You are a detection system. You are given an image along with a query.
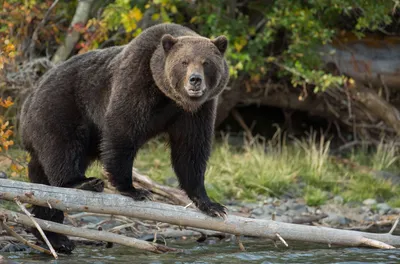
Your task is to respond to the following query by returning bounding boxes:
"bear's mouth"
[187,89,204,97]
[185,86,205,98]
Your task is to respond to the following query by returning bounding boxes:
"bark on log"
[349,83,400,136]
[321,37,400,90]
[0,179,399,249]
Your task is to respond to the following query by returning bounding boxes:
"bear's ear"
[211,35,228,55]
[161,34,178,53]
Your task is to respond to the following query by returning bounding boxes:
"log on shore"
[0,179,399,249]
[0,208,177,254]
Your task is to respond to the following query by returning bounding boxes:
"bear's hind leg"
[31,134,103,254]
[28,154,76,254]
[41,133,105,193]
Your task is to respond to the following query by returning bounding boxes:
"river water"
[2,238,400,264]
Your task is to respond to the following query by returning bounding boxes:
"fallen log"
[0,179,399,249]
[0,208,178,254]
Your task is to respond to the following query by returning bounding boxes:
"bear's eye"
[203,60,210,66]
[182,61,189,66]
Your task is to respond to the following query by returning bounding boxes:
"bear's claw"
[73,177,104,192]
[120,188,153,201]
[196,201,227,219]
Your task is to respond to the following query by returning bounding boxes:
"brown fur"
[20,23,229,253]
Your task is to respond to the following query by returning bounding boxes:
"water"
[2,238,400,264]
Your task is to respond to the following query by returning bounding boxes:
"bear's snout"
[186,73,205,98]
[189,73,203,87]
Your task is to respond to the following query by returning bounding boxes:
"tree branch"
[29,0,60,60]
[14,198,58,259]
[0,221,52,256]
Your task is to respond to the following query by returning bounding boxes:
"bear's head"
[151,34,229,112]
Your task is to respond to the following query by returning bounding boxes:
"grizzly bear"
[19,23,229,252]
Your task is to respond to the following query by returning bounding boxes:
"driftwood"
[14,198,58,258]
[0,179,399,250]
[131,168,193,207]
[0,209,178,254]
[0,221,52,256]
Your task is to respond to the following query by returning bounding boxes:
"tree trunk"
[51,0,95,64]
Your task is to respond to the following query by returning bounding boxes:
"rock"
[333,195,344,204]
[285,199,295,207]
[360,206,371,213]
[0,171,7,179]
[276,215,291,223]
[364,214,381,222]
[251,207,264,216]
[322,213,350,226]
[240,202,258,210]
[363,198,377,206]
[277,203,288,212]
[0,243,30,253]
[79,215,104,224]
[347,201,363,208]
[265,197,274,203]
[290,204,307,213]
[285,209,300,217]
[389,208,400,214]
[376,203,391,215]
[262,204,276,215]
[373,170,400,185]
[307,206,316,213]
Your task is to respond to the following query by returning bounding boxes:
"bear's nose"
[189,74,203,87]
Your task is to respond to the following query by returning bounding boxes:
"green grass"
[130,131,400,206]
[2,131,400,207]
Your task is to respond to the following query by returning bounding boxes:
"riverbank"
[0,133,399,254]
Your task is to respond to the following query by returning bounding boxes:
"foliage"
[0,0,74,90]
[0,96,27,178]
[304,186,328,206]
[0,97,14,152]
[2,0,397,93]
[0,0,70,56]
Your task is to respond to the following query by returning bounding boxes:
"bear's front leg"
[100,113,152,201]
[101,139,152,200]
[168,100,226,218]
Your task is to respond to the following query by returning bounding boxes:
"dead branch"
[231,108,253,141]
[14,199,58,259]
[389,218,400,235]
[131,168,193,207]
[276,233,288,247]
[236,236,246,251]
[0,179,399,249]
[360,237,395,249]
[349,83,400,136]
[29,0,60,60]
[0,208,178,254]
[0,221,52,256]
